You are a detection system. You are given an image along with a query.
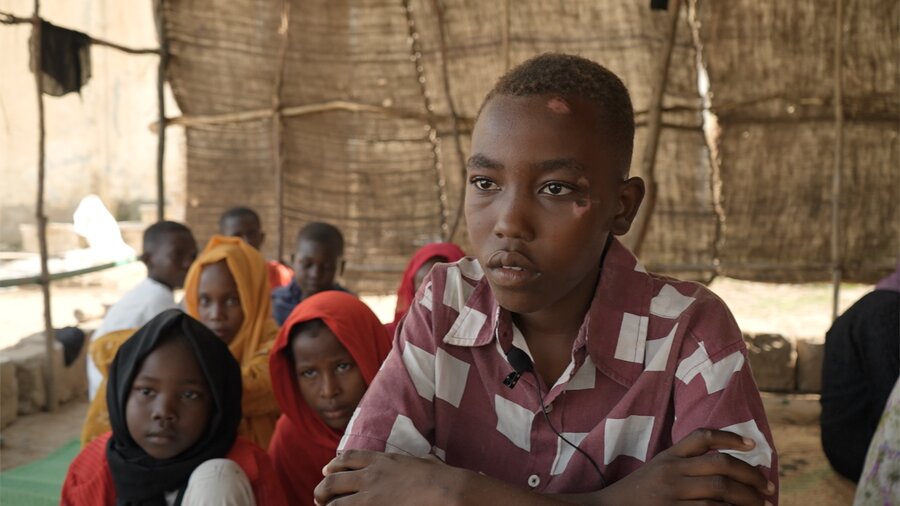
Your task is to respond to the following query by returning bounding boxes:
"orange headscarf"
[184,235,279,364]
[268,291,392,506]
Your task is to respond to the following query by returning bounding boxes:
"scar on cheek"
[546,97,571,114]
[573,198,592,218]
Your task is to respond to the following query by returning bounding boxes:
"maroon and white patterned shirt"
[340,239,778,499]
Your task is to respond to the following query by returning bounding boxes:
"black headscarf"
[105,309,242,506]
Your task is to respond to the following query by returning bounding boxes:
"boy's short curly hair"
[482,53,635,176]
[218,206,261,230]
[143,220,192,253]
[296,222,345,256]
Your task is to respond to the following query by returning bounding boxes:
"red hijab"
[268,291,391,506]
[387,242,466,335]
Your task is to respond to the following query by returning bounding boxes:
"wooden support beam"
[830,0,845,320]
[31,0,57,413]
[628,0,683,257]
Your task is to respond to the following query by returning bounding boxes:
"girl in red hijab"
[386,242,466,336]
[268,291,392,505]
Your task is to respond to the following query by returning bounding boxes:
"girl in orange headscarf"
[386,242,466,336]
[184,235,281,448]
[268,291,392,505]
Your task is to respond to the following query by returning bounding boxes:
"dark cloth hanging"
[29,20,92,96]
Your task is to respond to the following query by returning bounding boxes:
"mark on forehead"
[546,97,571,114]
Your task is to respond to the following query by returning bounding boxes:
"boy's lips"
[486,250,540,287]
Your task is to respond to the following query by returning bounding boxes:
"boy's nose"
[492,189,535,242]
[320,374,341,399]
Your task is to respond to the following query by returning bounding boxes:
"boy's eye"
[471,177,499,191]
[300,369,317,378]
[539,182,574,196]
[199,295,210,305]
[135,387,154,397]
[336,362,353,372]
[226,296,240,306]
[182,390,201,400]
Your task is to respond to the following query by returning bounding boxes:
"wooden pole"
[32,0,57,412]
[402,0,450,240]
[831,0,844,320]
[430,0,467,242]
[155,0,167,222]
[273,0,290,262]
[501,0,511,71]
[628,0,682,257]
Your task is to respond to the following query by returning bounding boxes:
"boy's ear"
[139,251,152,267]
[339,258,346,277]
[611,176,646,236]
[258,231,266,248]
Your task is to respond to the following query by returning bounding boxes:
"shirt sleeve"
[669,295,779,499]
[338,277,440,456]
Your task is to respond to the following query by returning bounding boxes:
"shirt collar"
[443,238,654,388]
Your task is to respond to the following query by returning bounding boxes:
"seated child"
[821,264,899,482]
[267,291,392,505]
[62,309,287,505]
[184,235,282,449]
[386,242,467,336]
[86,220,197,400]
[219,206,294,290]
[315,53,778,505]
[271,222,351,325]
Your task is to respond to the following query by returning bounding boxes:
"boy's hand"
[314,450,464,506]
[595,429,775,506]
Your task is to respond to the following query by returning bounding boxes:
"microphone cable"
[528,369,607,488]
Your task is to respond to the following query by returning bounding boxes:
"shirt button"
[543,403,553,414]
[527,474,540,488]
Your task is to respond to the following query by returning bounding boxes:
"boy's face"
[144,231,197,289]
[292,239,342,298]
[291,324,366,431]
[220,215,265,250]
[126,337,212,460]
[197,260,245,345]
[465,94,643,317]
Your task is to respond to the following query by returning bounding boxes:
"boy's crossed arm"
[314,429,772,506]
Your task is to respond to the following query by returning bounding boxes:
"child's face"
[291,324,366,431]
[145,231,197,289]
[292,239,341,297]
[197,260,245,345]
[220,215,265,250]
[465,94,643,316]
[126,337,212,460]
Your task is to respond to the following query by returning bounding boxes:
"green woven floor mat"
[0,438,80,506]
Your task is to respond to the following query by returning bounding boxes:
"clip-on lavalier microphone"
[503,347,533,389]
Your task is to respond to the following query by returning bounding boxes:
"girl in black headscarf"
[62,309,287,505]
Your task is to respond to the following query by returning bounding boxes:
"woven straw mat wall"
[697,0,899,282]
[164,0,711,293]
[164,0,896,292]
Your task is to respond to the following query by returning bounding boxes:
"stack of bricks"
[743,333,824,394]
